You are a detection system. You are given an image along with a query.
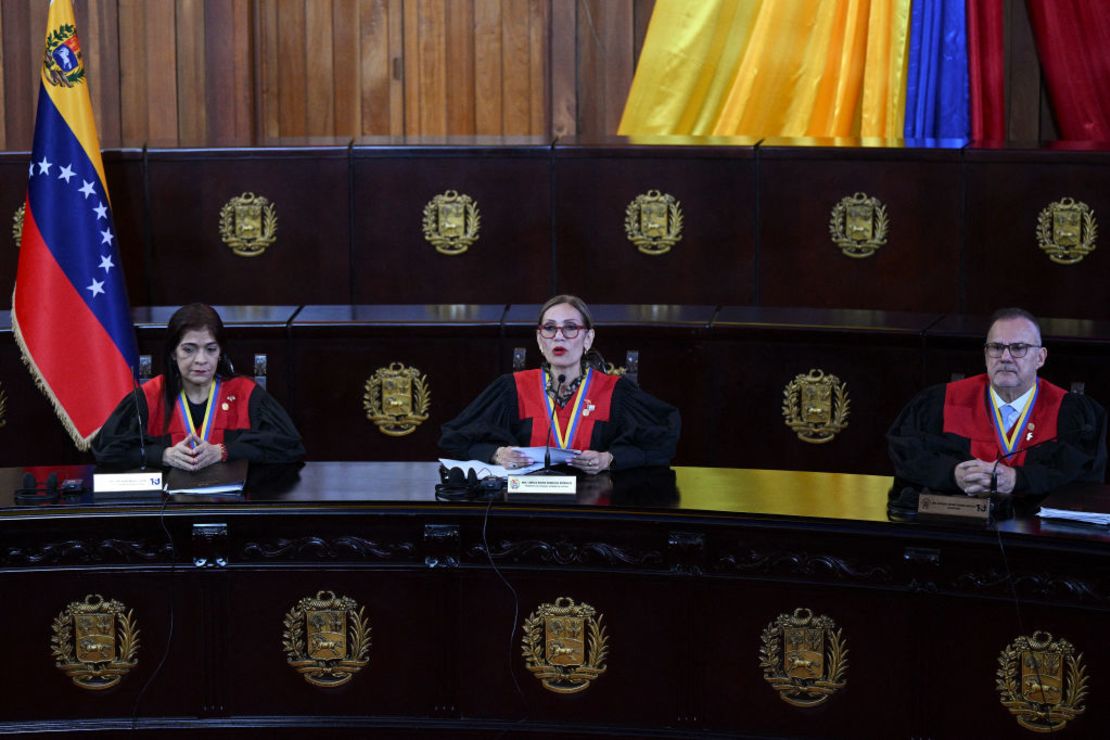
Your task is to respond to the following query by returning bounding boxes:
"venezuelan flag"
[13,0,137,450]
[619,0,976,143]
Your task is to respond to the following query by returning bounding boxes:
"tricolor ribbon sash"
[177,378,221,444]
[542,368,593,450]
[991,382,1038,458]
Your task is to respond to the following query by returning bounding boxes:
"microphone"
[130,368,147,470]
[986,420,1097,496]
[542,373,565,473]
[995,420,1095,464]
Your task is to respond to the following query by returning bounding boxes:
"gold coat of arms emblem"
[283,590,371,688]
[624,189,684,255]
[1036,197,1097,265]
[782,369,850,443]
[422,189,480,255]
[521,596,609,694]
[12,203,24,247]
[363,362,430,437]
[51,594,140,690]
[829,192,889,258]
[760,607,848,707]
[219,192,278,257]
[997,630,1088,733]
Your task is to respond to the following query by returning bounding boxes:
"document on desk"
[1037,487,1110,525]
[440,448,579,477]
[165,459,248,495]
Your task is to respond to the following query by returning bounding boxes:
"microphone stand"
[535,372,569,476]
[130,367,147,471]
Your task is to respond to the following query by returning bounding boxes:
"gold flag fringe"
[10,290,98,452]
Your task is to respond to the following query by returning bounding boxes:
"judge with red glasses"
[440,295,679,474]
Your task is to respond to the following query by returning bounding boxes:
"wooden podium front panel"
[705,308,937,474]
[964,144,1110,319]
[145,148,352,306]
[553,137,758,305]
[758,140,962,312]
[351,140,552,304]
[289,305,504,461]
[502,304,716,466]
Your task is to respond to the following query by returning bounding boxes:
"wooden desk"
[1,464,1108,737]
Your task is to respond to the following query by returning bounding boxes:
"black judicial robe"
[92,375,305,469]
[439,371,680,470]
[887,374,1106,494]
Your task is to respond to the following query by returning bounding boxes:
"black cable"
[480,491,529,716]
[994,524,1058,735]
[130,491,176,729]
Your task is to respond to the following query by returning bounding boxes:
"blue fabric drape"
[904,0,969,140]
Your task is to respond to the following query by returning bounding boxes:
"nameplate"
[918,493,990,521]
[93,471,164,493]
[507,475,577,495]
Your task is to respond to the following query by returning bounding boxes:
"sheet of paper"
[439,447,580,478]
[1037,508,1110,525]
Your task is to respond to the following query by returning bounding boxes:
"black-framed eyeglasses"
[984,342,1040,358]
[538,322,584,339]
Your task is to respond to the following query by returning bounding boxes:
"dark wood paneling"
[101,150,148,306]
[554,137,758,305]
[289,305,505,461]
[144,148,351,305]
[964,145,1110,318]
[758,141,963,312]
[0,155,28,308]
[350,141,552,304]
[705,308,936,474]
[4,464,1110,736]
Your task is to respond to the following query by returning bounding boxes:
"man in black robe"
[888,308,1106,497]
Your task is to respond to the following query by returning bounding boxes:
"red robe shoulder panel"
[513,368,619,450]
[942,374,1064,466]
[142,375,256,446]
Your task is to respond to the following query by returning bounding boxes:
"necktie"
[1001,404,1017,431]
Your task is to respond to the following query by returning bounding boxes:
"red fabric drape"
[966,0,1006,140]
[1027,0,1110,140]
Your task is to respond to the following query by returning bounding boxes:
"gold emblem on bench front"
[363,362,430,436]
[51,594,140,690]
[12,203,24,247]
[521,597,609,694]
[996,630,1088,733]
[219,192,278,257]
[782,369,850,443]
[625,189,683,255]
[829,192,888,258]
[423,189,480,255]
[760,607,847,707]
[283,590,371,687]
[1037,197,1097,265]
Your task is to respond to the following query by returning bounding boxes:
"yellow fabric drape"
[619,0,911,139]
